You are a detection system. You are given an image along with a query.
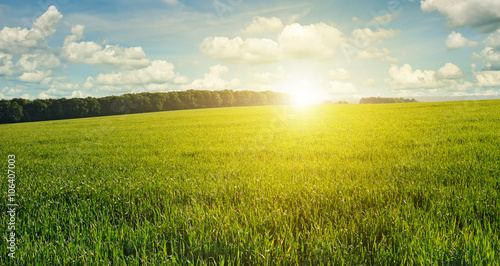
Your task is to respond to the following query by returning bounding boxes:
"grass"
[1,100,499,265]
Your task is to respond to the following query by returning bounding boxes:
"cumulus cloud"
[83,77,94,89]
[191,64,241,90]
[0,53,13,75]
[62,25,151,69]
[202,22,398,64]
[473,29,500,70]
[386,63,468,90]
[421,0,500,32]
[94,60,188,85]
[473,64,500,86]
[200,36,281,64]
[201,22,347,64]
[0,6,62,53]
[387,64,438,89]
[241,16,284,34]
[474,47,500,70]
[70,90,86,98]
[446,31,479,50]
[436,63,463,79]
[484,28,500,48]
[357,47,397,63]
[18,70,52,83]
[16,53,60,72]
[328,68,352,81]
[351,28,399,47]
[2,87,22,96]
[278,23,345,60]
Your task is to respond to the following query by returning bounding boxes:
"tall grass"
[1,100,499,264]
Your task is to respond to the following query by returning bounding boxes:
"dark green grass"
[1,100,499,265]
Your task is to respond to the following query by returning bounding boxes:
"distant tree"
[249,91,267,106]
[7,101,23,123]
[209,91,222,108]
[164,92,182,110]
[360,97,418,104]
[178,90,196,109]
[85,97,101,117]
[219,90,235,107]
[336,101,349,104]
[148,93,165,112]
[234,91,252,106]
[0,90,294,124]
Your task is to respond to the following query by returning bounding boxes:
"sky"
[1,0,500,102]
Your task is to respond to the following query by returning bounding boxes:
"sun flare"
[287,79,323,106]
[292,91,321,105]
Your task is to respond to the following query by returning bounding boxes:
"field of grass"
[1,100,499,265]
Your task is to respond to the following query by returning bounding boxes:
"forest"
[0,90,290,124]
[359,97,418,104]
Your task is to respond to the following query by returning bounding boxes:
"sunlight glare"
[290,79,322,106]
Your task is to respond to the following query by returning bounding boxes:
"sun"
[288,79,323,106]
[292,91,321,105]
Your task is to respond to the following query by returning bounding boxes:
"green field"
[1,101,499,265]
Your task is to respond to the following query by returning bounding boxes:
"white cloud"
[70,90,86,98]
[387,64,439,89]
[16,53,60,72]
[0,53,12,75]
[62,25,151,69]
[472,29,500,70]
[278,23,345,60]
[94,60,188,85]
[18,70,52,83]
[474,63,500,86]
[19,93,30,99]
[47,77,80,92]
[200,36,281,64]
[421,0,500,32]
[351,28,399,47]
[446,31,479,50]
[241,16,284,34]
[191,64,241,90]
[474,47,500,70]
[83,77,94,89]
[357,47,397,63]
[2,87,22,96]
[0,6,62,53]
[484,28,500,48]
[386,63,469,90]
[436,63,463,79]
[328,68,352,81]
[38,91,51,99]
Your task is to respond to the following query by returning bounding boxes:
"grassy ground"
[1,100,499,265]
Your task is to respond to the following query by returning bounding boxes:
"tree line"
[359,97,418,104]
[0,90,291,124]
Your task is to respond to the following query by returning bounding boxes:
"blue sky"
[1,0,500,101]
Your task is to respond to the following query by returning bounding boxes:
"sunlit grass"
[0,101,499,264]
